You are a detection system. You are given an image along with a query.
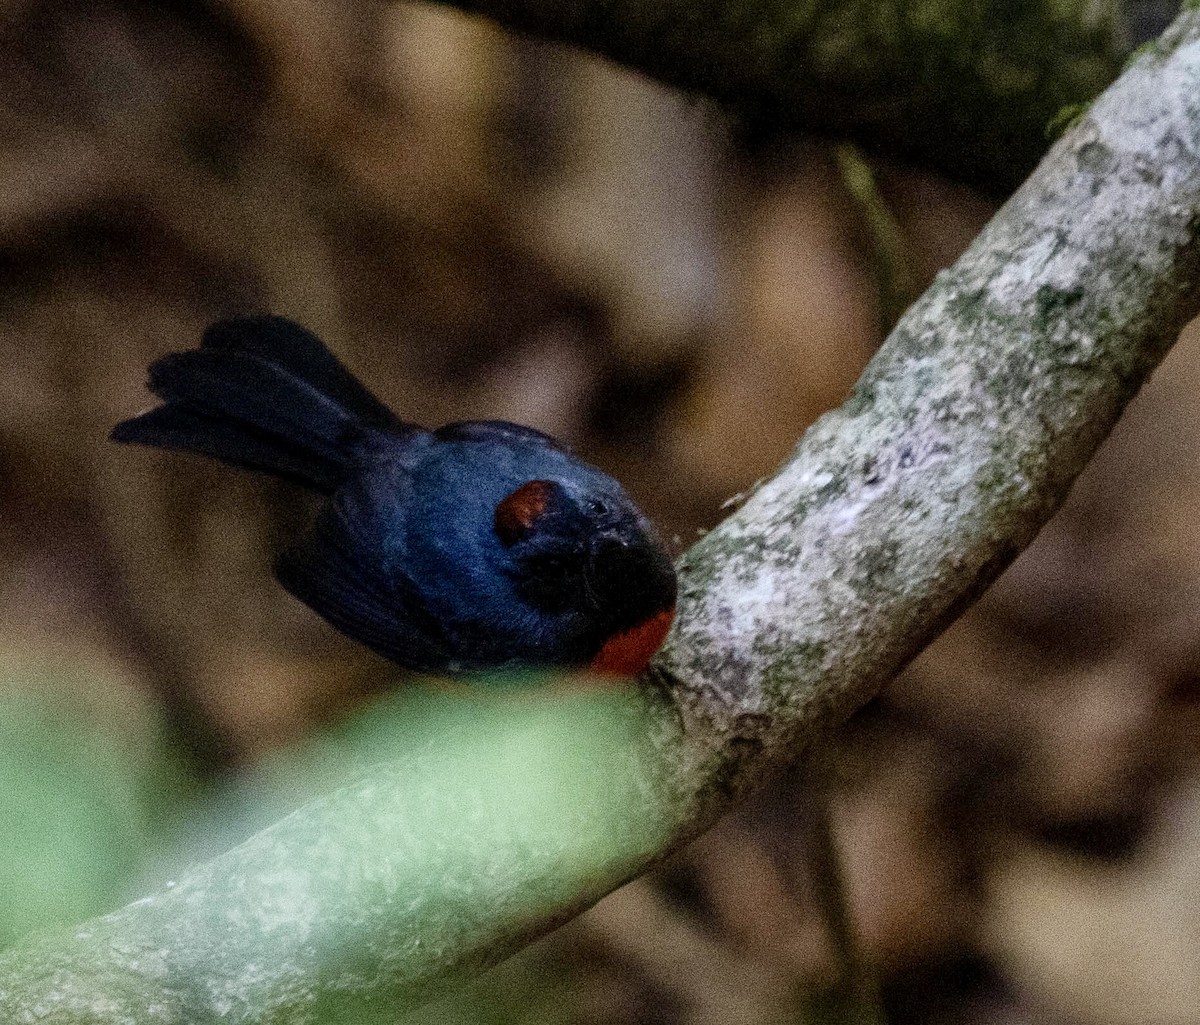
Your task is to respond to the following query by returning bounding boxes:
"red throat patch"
[589,607,675,677]
[495,480,554,545]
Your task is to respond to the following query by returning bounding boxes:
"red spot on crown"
[495,480,554,546]
[589,607,675,677]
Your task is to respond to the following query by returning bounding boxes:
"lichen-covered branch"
[660,8,1200,776]
[5,10,1200,1024]
[429,0,1129,192]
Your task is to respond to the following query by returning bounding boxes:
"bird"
[111,315,677,678]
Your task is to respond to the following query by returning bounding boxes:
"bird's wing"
[433,419,566,451]
[274,498,452,672]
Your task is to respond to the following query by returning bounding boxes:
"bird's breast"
[588,607,675,676]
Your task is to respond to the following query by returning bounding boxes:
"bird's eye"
[495,479,556,546]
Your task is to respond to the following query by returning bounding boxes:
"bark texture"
[5,8,1200,1024]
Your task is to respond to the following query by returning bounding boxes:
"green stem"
[804,749,887,1025]
[835,144,917,336]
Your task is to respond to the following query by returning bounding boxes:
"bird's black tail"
[112,315,414,494]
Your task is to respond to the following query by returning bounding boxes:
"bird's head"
[494,479,677,674]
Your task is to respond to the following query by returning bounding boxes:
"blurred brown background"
[1,1,1199,1023]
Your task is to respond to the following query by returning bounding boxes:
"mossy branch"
[5,10,1200,1024]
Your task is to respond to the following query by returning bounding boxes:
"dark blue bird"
[112,316,677,676]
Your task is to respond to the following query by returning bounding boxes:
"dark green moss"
[814,474,849,506]
[928,392,965,422]
[1122,38,1169,73]
[849,537,902,595]
[679,527,776,594]
[842,382,877,417]
[1075,139,1115,177]
[974,461,1012,499]
[1045,101,1090,141]
[980,350,1035,406]
[947,286,988,322]
[1033,283,1084,330]
[752,638,828,706]
[887,321,939,362]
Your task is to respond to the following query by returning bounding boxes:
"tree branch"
[430,0,1128,192]
[5,9,1200,1023]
